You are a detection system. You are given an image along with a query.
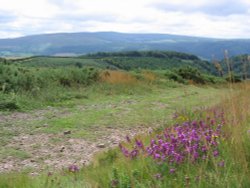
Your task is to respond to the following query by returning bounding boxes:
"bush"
[164,71,187,84]
[0,63,100,93]
[225,73,242,83]
[175,66,206,84]
[0,94,19,111]
[165,67,225,85]
[203,74,226,84]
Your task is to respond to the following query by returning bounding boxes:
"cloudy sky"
[0,0,250,39]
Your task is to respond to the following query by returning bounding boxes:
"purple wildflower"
[218,160,225,167]
[68,165,79,173]
[130,149,139,158]
[154,173,162,180]
[213,150,219,157]
[169,168,176,174]
[135,139,144,149]
[119,113,225,173]
[154,153,161,159]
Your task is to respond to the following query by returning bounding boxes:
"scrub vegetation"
[0,51,249,188]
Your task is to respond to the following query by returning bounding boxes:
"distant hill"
[0,32,250,59]
[4,51,216,74]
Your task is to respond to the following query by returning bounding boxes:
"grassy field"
[0,55,249,187]
[0,78,234,187]
[1,82,248,188]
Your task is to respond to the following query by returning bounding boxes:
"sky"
[0,0,250,39]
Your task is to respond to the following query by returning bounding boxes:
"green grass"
[31,84,226,139]
[0,61,244,188]
[0,148,30,160]
[1,82,249,188]
[0,81,226,166]
[1,104,249,188]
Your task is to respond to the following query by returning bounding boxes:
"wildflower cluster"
[119,113,225,171]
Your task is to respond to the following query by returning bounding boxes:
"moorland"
[0,51,249,187]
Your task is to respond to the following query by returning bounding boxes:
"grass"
[55,82,249,188]
[86,82,249,188]
[21,84,226,139]
[1,82,248,188]
[0,64,247,188]
[0,81,230,187]
[0,148,30,160]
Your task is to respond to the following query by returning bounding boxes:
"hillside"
[1,32,250,59]
[4,51,216,74]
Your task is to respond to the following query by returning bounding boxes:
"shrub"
[0,63,100,93]
[165,67,224,85]
[164,71,187,84]
[0,93,19,110]
[175,66,206,84]
[225,73,242,83]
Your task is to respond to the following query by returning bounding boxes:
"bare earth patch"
[0,126,150,174]
[0,100,153,174]
[0,107,72,124]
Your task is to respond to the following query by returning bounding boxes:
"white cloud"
[0,0,250,39]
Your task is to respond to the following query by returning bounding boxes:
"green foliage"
[95,51,215,73]
[220,54,250,79]
[86,51,199,60]
[9,51,215,74]
[0,62,100,111]
[9,56,112,69]
[175,66,206,84]
[0,63,99,93]
[0,93,19,110]
[0,52,224,111]
[225,73,242,83]
[164,70,187,84]
[165,67,225,84]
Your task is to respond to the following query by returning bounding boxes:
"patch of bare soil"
[0,126,151,174]
[0,107,72,124]
[0,99,162,174]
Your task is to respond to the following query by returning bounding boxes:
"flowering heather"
[68,164,79,173]
[119,113,225,170]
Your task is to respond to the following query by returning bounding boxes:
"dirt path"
[0,126,150,175]
[0,88,222,174]
[0,100,152,174]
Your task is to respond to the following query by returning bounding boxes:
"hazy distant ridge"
[0,32,250,59]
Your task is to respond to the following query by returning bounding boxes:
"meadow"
[0,53,249,187]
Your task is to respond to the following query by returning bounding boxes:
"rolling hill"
[1,32,250,59]
[4,51,216,74]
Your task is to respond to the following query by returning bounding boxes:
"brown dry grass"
[142,71,157,82]
[219,82,250,180]
[100,70,137,84]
